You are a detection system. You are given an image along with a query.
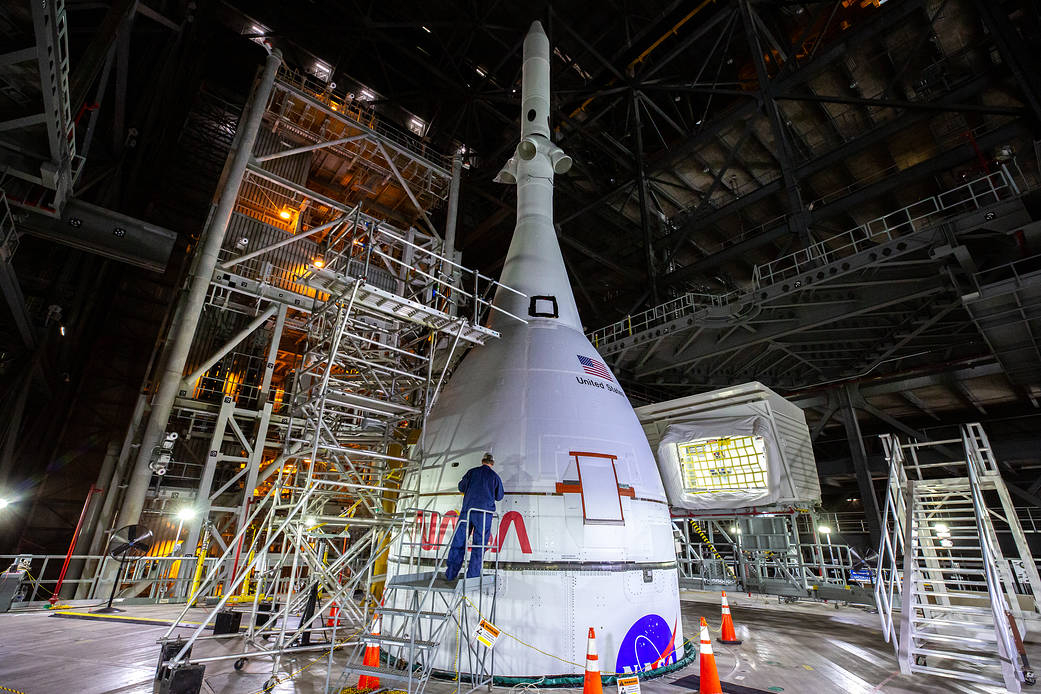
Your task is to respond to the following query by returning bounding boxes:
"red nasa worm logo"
[415,510,533,554]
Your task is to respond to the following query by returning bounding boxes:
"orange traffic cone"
[326,601,341,628]
[357,612,381,690]
[583,627,603,694]
[698,617,723,694]
[718,591,742,645]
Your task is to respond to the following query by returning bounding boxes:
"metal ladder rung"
[912,617,992,629]
[913,589,990,598]
[916,579,990,588]
[364,634,439,648]
[910,630,997,645]
[377,607,451,619]
[910,647,1002,665]
[340,664,419,682]
[911,603,994,614]
[908,664,1004,687]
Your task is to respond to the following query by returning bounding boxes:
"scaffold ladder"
[875,423,1040,692]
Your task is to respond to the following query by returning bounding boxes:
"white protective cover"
[386,21,683,678]
[656,415,779,510]
[637,383,820,513]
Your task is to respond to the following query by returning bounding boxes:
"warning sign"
[617,675,641,694]
[473,619,501,649]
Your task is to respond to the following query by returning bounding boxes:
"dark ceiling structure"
[2,0,1041,554]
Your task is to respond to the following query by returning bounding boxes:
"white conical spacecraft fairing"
[391,20,683,677]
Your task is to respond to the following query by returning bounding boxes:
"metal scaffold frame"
[671,509,872,602]
[874,423,1041,691]
[154,191,523,690]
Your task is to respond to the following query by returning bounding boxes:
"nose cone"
[521,20,551,140]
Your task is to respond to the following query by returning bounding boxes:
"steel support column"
[973,0,1041,124]
[115,49,282,530]
[183,397,235,554]
[443,154,463,315]
[841,384,881,544]
[631,90,659,305]
[739,0,808,244]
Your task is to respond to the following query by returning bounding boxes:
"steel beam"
[631,91,659,305]
[115,50,283,530]
[180,304,278,391]
[972,0,1041,124]
[841,385,882,544]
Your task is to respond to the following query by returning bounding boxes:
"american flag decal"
[578,355,612,380]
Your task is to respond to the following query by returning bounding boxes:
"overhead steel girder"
[972,0,1041,124]
[553,0,924,261]
[657,71,999,283]
[773,92,1027,117]
[790,361,1004,409]
[0,258,35,349]
[612,0,925,194]
[635,277,948,379]
[662,116,1026,286]
[0,0,77,214]
[18,199,177,273]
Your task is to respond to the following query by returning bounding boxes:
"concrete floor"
[0,590,1028,693]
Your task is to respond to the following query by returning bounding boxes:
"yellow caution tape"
[688,520,739,582]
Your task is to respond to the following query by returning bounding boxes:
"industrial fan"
[92,524,154,614]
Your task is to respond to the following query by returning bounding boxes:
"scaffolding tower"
[156,220,522,691]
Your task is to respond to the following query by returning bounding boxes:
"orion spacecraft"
[390,20,683,677]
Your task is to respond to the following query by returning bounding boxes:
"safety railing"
[796,511,871,536]
[0,553,221,606]
[214,206,526,329]
[753,167,1020,289]
[874,433,908,653]
[972,250,1041,296]
[588,167,1028,353]
[587,290,738,349]
[273,65,451,173]
[963,429,1026,689]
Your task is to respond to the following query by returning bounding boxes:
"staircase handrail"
[964,428,1026,689]
[875,434,908,653]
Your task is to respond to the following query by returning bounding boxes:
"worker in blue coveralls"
[444,452,504,580]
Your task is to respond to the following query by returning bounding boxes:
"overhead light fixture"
[177,507,196,521]
[940,539,953,548]
[312,257,325,269]
[475,66,487,77]
[422,25,431,33]
[304,516,317,527]
[59,325,66,336]
[279,209,292,220]
[818,525,831,534]
[0,498,9,510]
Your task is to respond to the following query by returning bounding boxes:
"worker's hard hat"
[482,452,494,463]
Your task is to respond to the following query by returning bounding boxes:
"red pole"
[229,498,252,579]
[50,485,101,605]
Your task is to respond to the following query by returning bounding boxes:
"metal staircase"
[335,508,499,694]
[876,423,1041,692]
